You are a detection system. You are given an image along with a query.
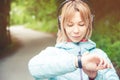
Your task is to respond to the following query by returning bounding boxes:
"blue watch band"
[78,55,82,68]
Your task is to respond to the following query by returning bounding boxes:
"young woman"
[28,0,119,80]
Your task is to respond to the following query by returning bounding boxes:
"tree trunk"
[0,0,11,50]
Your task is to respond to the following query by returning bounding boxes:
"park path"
[0,26,56,80]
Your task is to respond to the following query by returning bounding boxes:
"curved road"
[0,26,56,80]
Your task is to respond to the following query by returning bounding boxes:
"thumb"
[96,65,106,70]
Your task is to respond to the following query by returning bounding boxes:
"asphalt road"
[0,26,56,80]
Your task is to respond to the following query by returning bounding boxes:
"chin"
[72,40,80,43]
[67,38,81,42]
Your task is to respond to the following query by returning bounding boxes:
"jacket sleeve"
[28,47,77,79]
[90,48,120,80]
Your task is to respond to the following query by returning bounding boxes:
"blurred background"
[0,0,120,80]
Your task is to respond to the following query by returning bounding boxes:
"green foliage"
[10,0,120,68]
[10,0,58,33]
[91,13,120,67]
[110,41,120,68]
[10,2,31,25]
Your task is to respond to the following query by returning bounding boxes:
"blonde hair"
[57,0,93,43]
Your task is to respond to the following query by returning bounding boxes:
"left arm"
[90,48,119,80]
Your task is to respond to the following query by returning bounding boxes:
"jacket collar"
[55,39,96,51]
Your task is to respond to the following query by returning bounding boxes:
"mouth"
[72,36,81,38]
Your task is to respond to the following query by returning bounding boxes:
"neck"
[67,38,88,42]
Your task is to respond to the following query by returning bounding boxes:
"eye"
[67,22,73,27]
[78,22,85,26]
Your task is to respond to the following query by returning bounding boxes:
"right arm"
[28,47,112,79]
[28,47,77,79]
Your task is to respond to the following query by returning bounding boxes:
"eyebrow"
[67,20,84,23]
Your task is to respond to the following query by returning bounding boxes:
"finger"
[107,64,112,68]
[98,57,104,66]
[103,60,111,69]
[98,59,111,69]
[106,62,112,68]
[96,66,105,70]
[103,60,107,68]
[97,63,111,70]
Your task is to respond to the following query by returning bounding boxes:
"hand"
[81,52,111,71]
[81,52,111,78]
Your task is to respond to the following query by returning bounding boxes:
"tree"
[0,0,11,50]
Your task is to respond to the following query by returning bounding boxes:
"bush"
[110,41,120,67]
[10,0,58,33]
[92,13,120,68]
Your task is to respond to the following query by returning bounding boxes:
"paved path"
[0,26,56,80]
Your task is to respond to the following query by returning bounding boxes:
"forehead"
[61,1,90,23]
[63,7,85,22]
[66,11,83,22]
[64,10,83,23]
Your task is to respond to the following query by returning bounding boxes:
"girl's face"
[64,11,88,42]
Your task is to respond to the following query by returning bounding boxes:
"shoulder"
[40,47,63,54]
[90,48,108,58]
[38,46,71,57]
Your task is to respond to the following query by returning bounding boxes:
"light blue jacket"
[28,40,119,80]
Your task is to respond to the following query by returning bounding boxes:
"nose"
[73,26,79,33]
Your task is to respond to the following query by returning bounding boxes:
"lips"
[72,36,81,38]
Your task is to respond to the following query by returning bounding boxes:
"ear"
[58,16,61,30]
[91,14,95,22]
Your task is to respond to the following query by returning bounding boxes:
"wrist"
[89,77,95,80]
[89,71,97,80]
[75,55,82,68]
[77,55,82,68]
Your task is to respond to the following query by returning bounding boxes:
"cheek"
[64,27,72,34]
[65,26,88,35]
[81,27,88,32]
